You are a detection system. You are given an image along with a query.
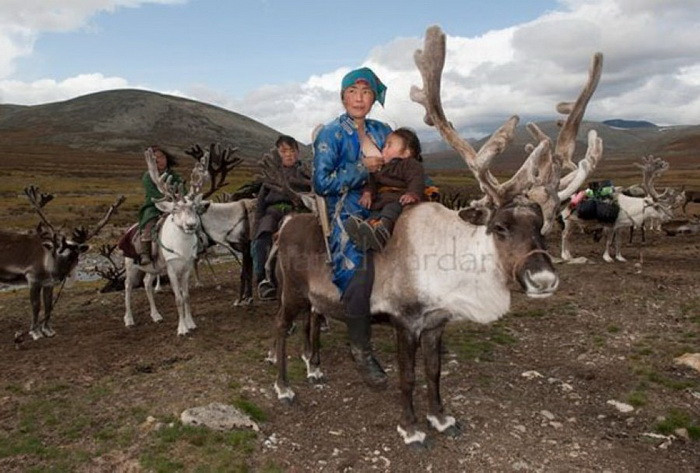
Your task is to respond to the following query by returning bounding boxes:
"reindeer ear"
[198,201,211,214]
[458,207,490,226]
[155,201,174,213]
[42,240,55,251]
[79,244,90,253]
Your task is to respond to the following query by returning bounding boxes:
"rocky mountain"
[0,89,305,163]
[422,120,700,172]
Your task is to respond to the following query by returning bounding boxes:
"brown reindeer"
[268,26,604,446]
[0,186,124,340]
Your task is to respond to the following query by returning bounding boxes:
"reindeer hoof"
[442,422,462,437]
[397,425,427,447]
[407,440,429,450]
[275,382,296,404]
[307,374,326,385]
[233,297,253,307]
[41,327,56,338]
[29,329,43,341]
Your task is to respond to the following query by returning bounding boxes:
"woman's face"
[277,142,299,167]
[342,82,375,119]
[154,150,168,172]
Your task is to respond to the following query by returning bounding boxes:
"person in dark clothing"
[253,135,311,299]
[137,146,182,265]
[345,127,425,252]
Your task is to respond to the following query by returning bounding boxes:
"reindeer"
[561,155,684,262]
[183,143,255,305]
[123,148,210,336]
[0,186,124,340]
[268,26,603,446]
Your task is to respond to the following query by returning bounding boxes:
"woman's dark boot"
[140,241,152,265]
[346,316,387,389]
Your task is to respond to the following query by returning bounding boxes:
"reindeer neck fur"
[372,203,510,329]
[158,213,199,262]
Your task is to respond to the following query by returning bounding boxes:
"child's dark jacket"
[364,157,426,210]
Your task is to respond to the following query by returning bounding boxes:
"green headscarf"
[341,67,387,106]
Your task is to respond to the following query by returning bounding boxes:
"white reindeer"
[561,155,683,262]
[123,148,209,336]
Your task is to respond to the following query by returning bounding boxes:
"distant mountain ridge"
[1,89,698,173]
[0,89,303,163]
[602,119,657,129]
[423,120,700,171]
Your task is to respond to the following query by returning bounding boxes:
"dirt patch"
[0,230,698,472]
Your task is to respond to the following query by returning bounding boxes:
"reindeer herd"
[1,26,698,447]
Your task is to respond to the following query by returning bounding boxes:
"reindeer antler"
[145,147,181,202]
[93,244,125,291]
[636,154,669,201]
[71,195,126,243]
[257,149,305,208]
[23,185,56,231]
[411,25,603,234]
[185,143,243,198]
[554,53,603,172]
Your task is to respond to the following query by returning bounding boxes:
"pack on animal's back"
[575,180,619,223]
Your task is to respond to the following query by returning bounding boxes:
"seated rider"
[137,145,182,265]
[253,135,311,299]
[345,127,426,251]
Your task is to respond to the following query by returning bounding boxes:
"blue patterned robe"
[313,113,392,293]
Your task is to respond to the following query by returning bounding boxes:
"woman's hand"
[362,155,383,173]
[399,192,420,205]
[359,190,373,208]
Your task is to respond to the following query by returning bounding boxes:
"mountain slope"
[0,89,292,162]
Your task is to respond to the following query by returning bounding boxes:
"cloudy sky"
[1,0,699,142]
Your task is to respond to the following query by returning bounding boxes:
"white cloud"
[0,73,130,104]
[0,0,184,78]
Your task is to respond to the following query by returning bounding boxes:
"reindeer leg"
[395,325,425,447]
[123,259,137,327]
[560,217,574,261]
[235,242,253,306]
[28,281,43,340]
[193,258,203,288]
[274,303,296,403]
[603,227,615,262]
[40,285,56,337]
[421,324,459,436]
[166,262,190,336]
[181,264,196,331]
[143,272,163,323]
[614,228,626,262]
[302,310,325,384]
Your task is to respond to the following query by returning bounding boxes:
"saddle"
[117,221,162,263]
